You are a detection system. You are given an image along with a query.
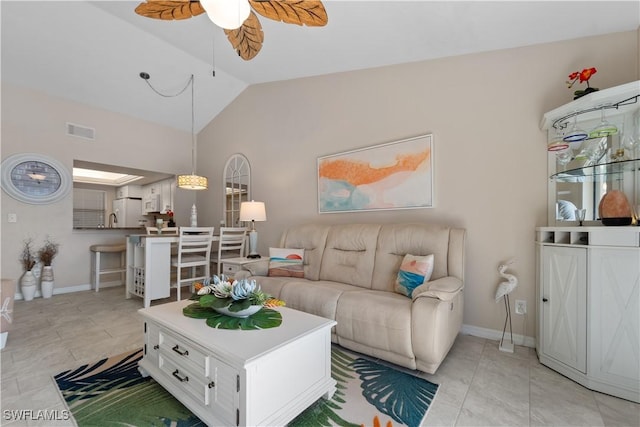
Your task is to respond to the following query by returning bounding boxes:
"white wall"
[1,30,637,340]
[195,31,639,342]
[1,85,197,290]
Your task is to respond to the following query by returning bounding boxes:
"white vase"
[21,271,36,301]
[213,304,262,318]
[41,266,54,299]
[190,204,198,227]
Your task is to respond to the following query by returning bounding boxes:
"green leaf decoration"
[228,298,251,312]
[352,357,438,427]
[198,294,233,309]
[182,303,215,319]
[183,303,282,330]
[195,294,252,312]
[289,348,360,427]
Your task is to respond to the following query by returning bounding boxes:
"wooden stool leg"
[95,251,101,292]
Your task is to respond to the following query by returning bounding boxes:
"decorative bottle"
[190,204,198,227]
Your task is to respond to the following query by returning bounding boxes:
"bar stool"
[90,243,126,292]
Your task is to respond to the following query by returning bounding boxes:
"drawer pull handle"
[153,344,159,350]
[172,345,189,356]
[172,369,189,382]
[542,298,549,302]
[208,381,215,388]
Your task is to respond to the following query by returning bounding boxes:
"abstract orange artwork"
[317,134,433,213]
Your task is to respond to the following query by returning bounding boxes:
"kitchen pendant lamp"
[140,72,208,190]
[178,74,208,190]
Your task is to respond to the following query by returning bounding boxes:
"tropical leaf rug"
[53,346,438,427]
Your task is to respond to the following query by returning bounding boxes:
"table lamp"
[239,200,266,258]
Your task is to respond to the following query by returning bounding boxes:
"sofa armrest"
[244,259,270,277]
[412,276,463,301]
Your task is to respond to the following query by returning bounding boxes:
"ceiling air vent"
[66,122,95,140]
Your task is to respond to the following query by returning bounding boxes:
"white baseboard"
[11,284,537,349]
[14,281,122,300]
[461,324,536,348]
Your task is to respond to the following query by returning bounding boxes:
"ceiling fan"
[135,0,328,60]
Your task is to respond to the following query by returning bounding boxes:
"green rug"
[53,347,438,427]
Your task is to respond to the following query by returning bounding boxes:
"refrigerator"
[112,197,142,228]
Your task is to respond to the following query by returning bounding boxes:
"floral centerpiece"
[191,274,285,319]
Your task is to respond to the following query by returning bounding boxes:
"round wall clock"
[1,153,72,204]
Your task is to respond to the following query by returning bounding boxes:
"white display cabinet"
[541,80,640,226]
[536,227,639,402]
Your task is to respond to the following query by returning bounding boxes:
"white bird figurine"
[495,259,518,353]
[495,259,518,301]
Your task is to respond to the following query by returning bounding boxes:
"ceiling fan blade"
[135,1,205,20]
[249,0,327,26]
[224,11,264,61]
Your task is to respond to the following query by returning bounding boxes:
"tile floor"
[1,286,638,426]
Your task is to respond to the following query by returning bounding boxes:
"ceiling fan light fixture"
[200,0,250,30]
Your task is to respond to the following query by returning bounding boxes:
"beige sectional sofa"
[241,223,466,374]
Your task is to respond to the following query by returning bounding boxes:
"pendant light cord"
[190,74,196,175]
[140,72,197,176]
[141,73,192,98]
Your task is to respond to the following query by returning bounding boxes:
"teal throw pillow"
[394,254,434,297]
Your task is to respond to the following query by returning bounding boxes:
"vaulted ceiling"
[2,1,638,132]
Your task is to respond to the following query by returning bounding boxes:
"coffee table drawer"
[159,328,208,376]
[158,353,210,406]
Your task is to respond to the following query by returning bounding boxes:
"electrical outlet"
[515,299,527,315]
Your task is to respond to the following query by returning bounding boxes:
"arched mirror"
[223,154,250,226]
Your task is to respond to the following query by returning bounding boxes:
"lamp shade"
[239,200,266,222]
[177,174,208,190]
[200,0,251,30]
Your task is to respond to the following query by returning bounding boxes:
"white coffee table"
[138,300,336,427]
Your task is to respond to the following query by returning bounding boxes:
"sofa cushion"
[252,276,292,299]
[394,254,434,297]
[336,290,414,359]
[372,224,452,292]
[279,224,330,281]
[268,247,304,278]
[319,224,380,288]
[279,280,360,320]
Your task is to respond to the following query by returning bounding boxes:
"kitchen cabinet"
[539,244,587,373]
[160,179,174,213]
[116,185,142,199]
[142,178,174,213]
[536,227,640,402]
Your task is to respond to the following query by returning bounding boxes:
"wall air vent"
[66,122,95,140]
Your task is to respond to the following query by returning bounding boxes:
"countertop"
[73,227,146,231]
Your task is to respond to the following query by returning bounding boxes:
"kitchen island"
[125,233,223,307]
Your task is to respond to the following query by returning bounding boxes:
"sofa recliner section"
[241,222,465,374]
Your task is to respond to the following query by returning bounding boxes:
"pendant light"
[177,75,208,190]
[140,72,208,190]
